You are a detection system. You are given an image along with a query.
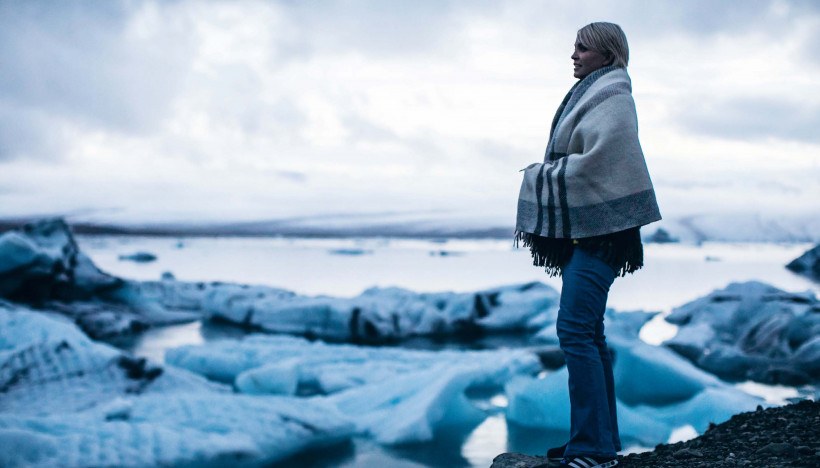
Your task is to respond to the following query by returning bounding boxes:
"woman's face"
[571,41,610,79]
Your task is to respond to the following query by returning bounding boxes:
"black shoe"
[559,455,618,468]
[526,444,567,468]
[546,443,567,463]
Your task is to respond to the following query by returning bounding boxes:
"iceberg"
[505,338,766,447]
[200,281,558,342]
[117,251,158,262]
[0,219,199,338]
[642,386,766,433]
[504,368,673,446]
[0,218,121,302]
[0,393,353,468]
[612,339,723,406]
[166,334,542,445]
[786,243,820,283]
[326,364,488,445]
[167,334,541,395]
[0,304,356,467]
[1,219,559,342]
[665,281,820,385]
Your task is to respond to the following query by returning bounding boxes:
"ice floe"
[200,281,558,342]
[613,339,723,406]
[1,218,813,462]
[505,339,767,446]
[0,218,121,302]
[167,334,542,445]
[0,219,198,338]
[785,243,820,283]
[505,367,674,446]
[664,281,820,385]
[1,219,560,342]
[0,304,355,467]
[117,251,158,262]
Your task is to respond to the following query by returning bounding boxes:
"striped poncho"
[515,66,661,275]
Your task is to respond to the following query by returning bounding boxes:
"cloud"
[0,1,195,150]
[624,0,776,35]
[675,96,820,144]
[275,170,308,183]
[0,0,818,224]
[277,0,489,58]
[0,103,65,162]
[341,113,399,143]
[804,23,820,66]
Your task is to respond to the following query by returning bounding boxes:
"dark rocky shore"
[492,399,819,467]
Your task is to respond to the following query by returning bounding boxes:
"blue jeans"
[557,246,621,458]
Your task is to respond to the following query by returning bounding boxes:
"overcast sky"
[1,0,818,228]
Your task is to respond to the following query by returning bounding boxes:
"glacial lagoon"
[73,236,817,467]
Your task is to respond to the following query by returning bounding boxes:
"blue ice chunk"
[646,386,766,433]
[504,368,673,446]
[612,339,722,406]
[0,307,356,467]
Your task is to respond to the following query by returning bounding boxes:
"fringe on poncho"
[514,227,644,277]
[515,66,661,277]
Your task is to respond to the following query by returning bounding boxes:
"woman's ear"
[604,53,615,66]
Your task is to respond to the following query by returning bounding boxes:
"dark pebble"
[492,399,820,468]
[755,442,796,457]
[673,448,704,459]
[795,445,812,455]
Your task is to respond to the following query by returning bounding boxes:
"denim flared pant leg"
[557,246,621,458]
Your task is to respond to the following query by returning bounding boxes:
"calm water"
[79,236,818,467]
[79,236,817,311]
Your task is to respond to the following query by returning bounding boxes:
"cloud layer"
[0,0,817,226]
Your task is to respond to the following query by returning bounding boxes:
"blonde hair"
[577,22,629,68]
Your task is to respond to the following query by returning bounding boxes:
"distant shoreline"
[0,217,515,240]
[2,216,817,243]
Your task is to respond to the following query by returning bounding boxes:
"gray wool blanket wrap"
[515,66,661,240]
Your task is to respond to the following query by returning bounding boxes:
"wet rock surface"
[492,399,820,467]
[619,399,819,467]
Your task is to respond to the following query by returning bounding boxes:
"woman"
[516,22,661,468]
